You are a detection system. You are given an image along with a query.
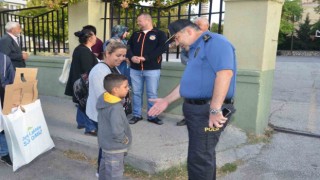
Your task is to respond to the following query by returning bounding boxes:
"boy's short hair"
[103,74,127,93]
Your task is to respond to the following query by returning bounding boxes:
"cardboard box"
[2,68,38,115]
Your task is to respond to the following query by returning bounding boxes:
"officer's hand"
[148,98,168,116]
[209,113,227,128]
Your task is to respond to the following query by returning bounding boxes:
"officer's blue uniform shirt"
[180,31,237,99]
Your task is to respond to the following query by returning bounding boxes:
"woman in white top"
[86,41,127,122]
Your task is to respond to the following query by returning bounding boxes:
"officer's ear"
[185,27,193,36]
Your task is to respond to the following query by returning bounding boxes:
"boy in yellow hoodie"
[96,74,132,180]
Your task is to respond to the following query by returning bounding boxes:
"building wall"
[0,0,26,10]
[301,0,319,24]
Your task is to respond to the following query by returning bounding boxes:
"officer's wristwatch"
[209,108,222,115]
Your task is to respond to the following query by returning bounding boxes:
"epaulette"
[203,34,211,42]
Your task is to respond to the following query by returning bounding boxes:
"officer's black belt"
[184,98,234,105]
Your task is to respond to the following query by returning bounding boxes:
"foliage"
[219,163,237,174]
[210,23,223,34]
[278,15,320,50]
[278,0,303,44]
[108,0,192,38]
[36,0,209,9]
[19,0,68,43]
[295,15,320,50]
[124,163,188,180]
[0,2,6,7]
[311,18,320,35]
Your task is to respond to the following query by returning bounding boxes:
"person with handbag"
[64,28,98,136]
[0,52,15,166]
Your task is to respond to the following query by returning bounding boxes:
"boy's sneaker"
[0,154,12,166]
[95,172,99,178]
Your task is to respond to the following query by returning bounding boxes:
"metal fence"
[0,4,68,55]
[102,0,225,61]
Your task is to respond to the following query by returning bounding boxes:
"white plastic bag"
[58,58,71,84]
[2,99,55,171]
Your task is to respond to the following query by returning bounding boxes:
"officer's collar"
[190,31,210,49]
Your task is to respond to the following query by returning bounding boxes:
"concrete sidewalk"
[39,56,320,179]
[40,95,260,174]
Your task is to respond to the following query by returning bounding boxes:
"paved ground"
[1,56,319,180]
[221,56,320,180]
[270,56,320,135]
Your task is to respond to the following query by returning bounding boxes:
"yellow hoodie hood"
[103,92,121,104]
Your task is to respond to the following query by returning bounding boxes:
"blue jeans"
[0,132,8,157]
[76,107,97,133]
[130,69,160,119]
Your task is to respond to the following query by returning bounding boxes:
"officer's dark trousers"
[183,102,225,180]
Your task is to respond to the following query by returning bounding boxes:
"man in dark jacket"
[127,13,167,125]
[0,21,28,69]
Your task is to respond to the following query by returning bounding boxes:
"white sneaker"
[95,172,99,178]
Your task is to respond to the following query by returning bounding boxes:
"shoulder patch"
[203,34,211,42]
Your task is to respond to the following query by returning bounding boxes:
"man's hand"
[22,51,29,60]
[208,113,227,128]
[148,98,169,116]
[131,56,145,64]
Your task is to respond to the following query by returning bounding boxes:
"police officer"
[148,19,237,180]
[176,16,210,126]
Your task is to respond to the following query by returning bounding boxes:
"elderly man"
[177,16,210,126]
[127,13,167,125]
[0,21,28,69]
[148,19,237,180]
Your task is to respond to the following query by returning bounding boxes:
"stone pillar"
[224,0,284,134]
[68,0,107,56]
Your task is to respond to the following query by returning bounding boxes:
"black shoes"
[176,119,186,126]
[147,117,163,125]
[0,154,12,166]
[129,116,163,125]
[129,116,143,124]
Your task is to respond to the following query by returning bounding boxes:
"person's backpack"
[73,72,89,110]
[123,92,132,115]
